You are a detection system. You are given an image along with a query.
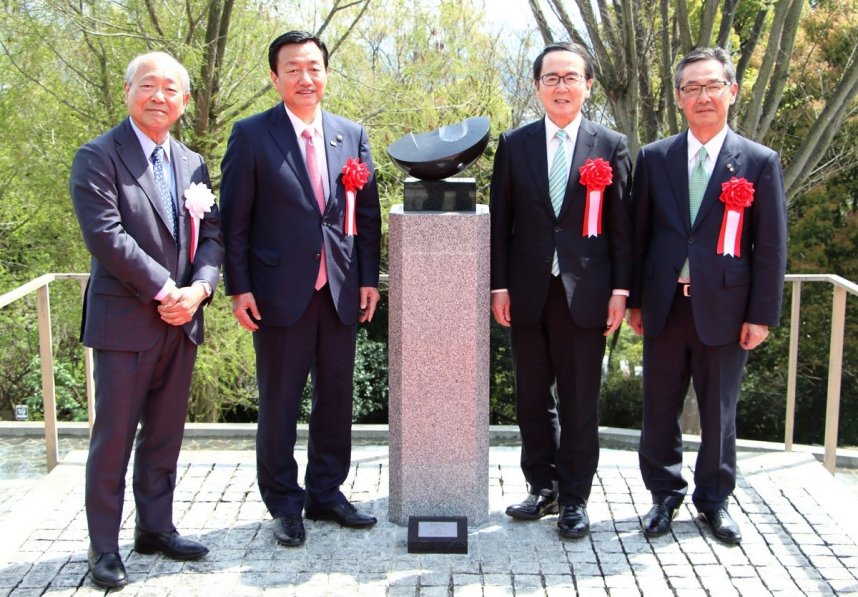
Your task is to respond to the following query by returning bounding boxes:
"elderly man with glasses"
[628,47,787,544]
[490,42,633,540]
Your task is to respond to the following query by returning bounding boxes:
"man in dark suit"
[70,52,223,588]
[628,47,787,544]
[220,31,381,547]
[490,42,633,539]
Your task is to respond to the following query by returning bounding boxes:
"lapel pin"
[336,134,343,142]
[727,163,735,173]
[330,140,337,147]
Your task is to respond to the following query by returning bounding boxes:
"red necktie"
[302,128,327,290]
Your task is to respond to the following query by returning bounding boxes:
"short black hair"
[532,42,594,82]
[268,30,329,73]
[674,47,736,88]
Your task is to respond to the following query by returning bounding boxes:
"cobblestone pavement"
[0,444,857,596]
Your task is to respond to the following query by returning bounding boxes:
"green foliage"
[489,321,516,424]
[22,355,88,422]
[600,374,643,430]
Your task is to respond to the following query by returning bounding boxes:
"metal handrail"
[0,272,854,473]
[783,274,858,472]
[0,273,93,471]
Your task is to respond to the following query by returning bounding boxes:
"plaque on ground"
[407,516,468,554]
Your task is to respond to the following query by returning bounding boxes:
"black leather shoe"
[134,529,208,560]
[642,502,679,538]
[274,514,306,546]
[305,502,377,528]
[700,507,742,544]
[557,505,590,539]
[505,493,559,520]
[88,546,127,589]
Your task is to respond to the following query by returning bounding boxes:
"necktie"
[548,129,568,276]
[302,128,328,290]
[680,146,710,281]
[151,146,177,239]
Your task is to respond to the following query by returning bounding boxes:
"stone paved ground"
[0,445,857,596]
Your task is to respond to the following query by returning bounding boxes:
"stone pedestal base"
[388,199,490,526]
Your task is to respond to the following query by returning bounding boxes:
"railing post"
[35,284,59,472]
[823,285,847,474]
[784,280,801,451]
[78,278,95,434]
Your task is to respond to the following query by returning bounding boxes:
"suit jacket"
[490,117,633,328]
[220,104,382,327]
[70,118,224,351]
[629,129,788,346]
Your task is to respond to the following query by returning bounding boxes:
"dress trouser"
[86,324,196,553]
[639,286,748,511]
[510,276,605,505]
[254,285,357,517]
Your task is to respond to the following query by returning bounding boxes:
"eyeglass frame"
[539,72,588,86]
[676,80,731,98]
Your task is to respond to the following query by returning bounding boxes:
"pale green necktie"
[680,146,709,281]
[548,129,568,276]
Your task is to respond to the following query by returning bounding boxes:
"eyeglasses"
[540,73,586,86]
[678,80,730,97]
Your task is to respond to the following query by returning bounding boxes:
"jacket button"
[688,238,695,244]
[545,257,551,263]
[554,226,562,232]
[314,252,321,260]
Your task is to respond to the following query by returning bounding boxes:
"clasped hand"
[157,285,207,326]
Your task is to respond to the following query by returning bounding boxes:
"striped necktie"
[548,129,568,276]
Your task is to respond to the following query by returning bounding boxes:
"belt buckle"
[682,283,691,297]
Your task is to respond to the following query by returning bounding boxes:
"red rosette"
[341,158,370,236]
[578,157,613,190]
[342,158,370,192]
[719,176,755,210]
[578,158,612,237]
[717,177,755,257]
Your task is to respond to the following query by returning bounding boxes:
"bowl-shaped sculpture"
[386,116,490,181]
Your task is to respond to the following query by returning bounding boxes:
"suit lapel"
[523,120,550,215]
[114,118,175,238]
[693,129,743,230]
[562,118,597,220]
[171,138,191,255]
[667,134,692,233]
[266,105,320,212]
[322,113,344,214]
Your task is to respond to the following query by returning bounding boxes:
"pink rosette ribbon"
[341,158,370,236]
[717,177,755,257]
[578,158,613,237]
[183,182,216,263]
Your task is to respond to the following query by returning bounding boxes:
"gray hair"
[674,47,736,88]
[125,52,191,94]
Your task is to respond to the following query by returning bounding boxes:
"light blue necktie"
[680,146,709,281]
[548,129,568,276]
[151,146,177,239]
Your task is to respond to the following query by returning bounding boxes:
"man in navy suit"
[70,52,223,588]
[220,31,381,547]
[628,47,787,544]
[490,42,633,539]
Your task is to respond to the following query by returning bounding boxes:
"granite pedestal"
[388,197,490,526]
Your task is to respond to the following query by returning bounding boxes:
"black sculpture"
[387,116,490,211]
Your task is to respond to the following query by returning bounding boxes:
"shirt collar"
[687,125,729,165]
[545,112,583,144]
[284,104,323,139]
[128,117,171,162]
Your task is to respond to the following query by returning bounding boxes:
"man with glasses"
[490,42,633,539]
[628,47,787,544]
